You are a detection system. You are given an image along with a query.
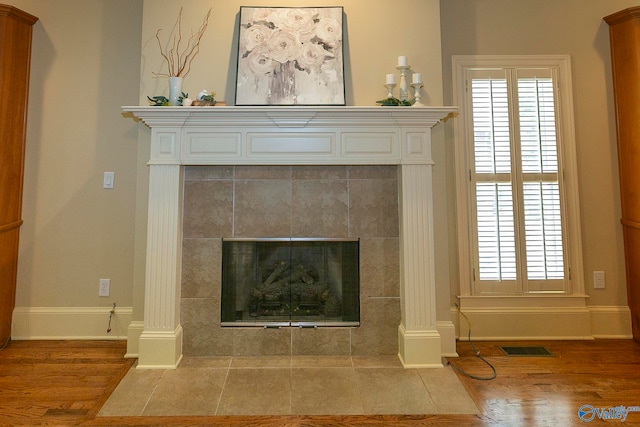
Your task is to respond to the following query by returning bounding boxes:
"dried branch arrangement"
[154,7,212,78]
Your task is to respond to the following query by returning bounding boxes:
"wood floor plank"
[451,339,640,426]
[0,340,135,426]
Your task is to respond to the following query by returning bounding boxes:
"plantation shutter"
[468,67,567,294]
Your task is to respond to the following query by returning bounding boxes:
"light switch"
[103,172,115,189]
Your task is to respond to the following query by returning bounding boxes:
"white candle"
[386,73,396,85]
[412,73,422,84]
[398,56,408,67]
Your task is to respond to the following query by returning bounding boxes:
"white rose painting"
[235,7,345,105]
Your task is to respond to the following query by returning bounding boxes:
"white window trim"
[452,55,586,301]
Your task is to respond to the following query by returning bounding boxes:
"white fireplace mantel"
[123,105,457,369]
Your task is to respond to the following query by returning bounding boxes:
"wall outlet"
[99,278,111,296]
[593,271,605,289]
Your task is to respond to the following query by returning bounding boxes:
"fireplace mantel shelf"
[123,105,457,127]
[123,105,457,166]
[124,104,457,369]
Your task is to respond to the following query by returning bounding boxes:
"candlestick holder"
[384,83,396,99]
[411,82,424,106]
[396,65,410,101]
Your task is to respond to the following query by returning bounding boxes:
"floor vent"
[499,346,553,357]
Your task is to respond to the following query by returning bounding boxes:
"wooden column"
[0,5,38,349]
[605,7,640,342]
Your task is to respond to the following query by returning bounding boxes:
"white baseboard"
[11,306,132,340]
[450,304,632,340]
[588,305,633,338]
[125,320,144,358]
[437,320,458,357]
[12,303,630,355]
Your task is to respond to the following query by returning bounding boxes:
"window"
[452,56,584,296]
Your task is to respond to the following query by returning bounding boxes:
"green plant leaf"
[147,95,170,106]
[376,97,415,106]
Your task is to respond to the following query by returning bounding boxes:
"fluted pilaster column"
[138,128,184,369]
[398,163,442,367]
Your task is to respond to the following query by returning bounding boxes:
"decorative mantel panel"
[123,106,456,369]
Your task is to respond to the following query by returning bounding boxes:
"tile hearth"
[99,356,479,416]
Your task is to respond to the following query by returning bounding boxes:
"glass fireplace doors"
[221,238,359,327]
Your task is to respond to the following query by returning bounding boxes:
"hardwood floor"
[453,339,640,426]
[0,340,134,426]
[0,339,639,426]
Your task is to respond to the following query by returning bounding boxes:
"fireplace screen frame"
[221,237,360,327]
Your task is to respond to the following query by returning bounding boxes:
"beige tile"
[179,163,402,360]
[291,355,353,368]
[348,165,398,180]
[349,179,399,238]
[230,356,291,368]
[359,238,399,297]
[418,367,480,414]
[142,368,227,416]
[351,355,403,368]
[180,356,231,368]
[291,367,363,415]
[217,368,291,415]
[291,327,351,356]
[291,179,348,237]
[183,180,233,238]
[232,327,291,356]
[100,362,478,417]
[181,298,234,356]
[181,238,220,298]
[235,165,292,179]
[355,368,437,414]
[293,165,348,180]
[98,368,163,416]
[234,180,292,237]
[351,297,400,356]
[185,165,234,180]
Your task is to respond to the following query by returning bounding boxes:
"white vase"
[169,76,183,106]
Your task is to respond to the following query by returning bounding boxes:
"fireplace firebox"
[221,238,359,327]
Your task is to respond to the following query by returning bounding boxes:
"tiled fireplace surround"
[181,164,400,357]
[124,106,456,370]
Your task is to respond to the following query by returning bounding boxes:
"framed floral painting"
[235,6,345,106]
